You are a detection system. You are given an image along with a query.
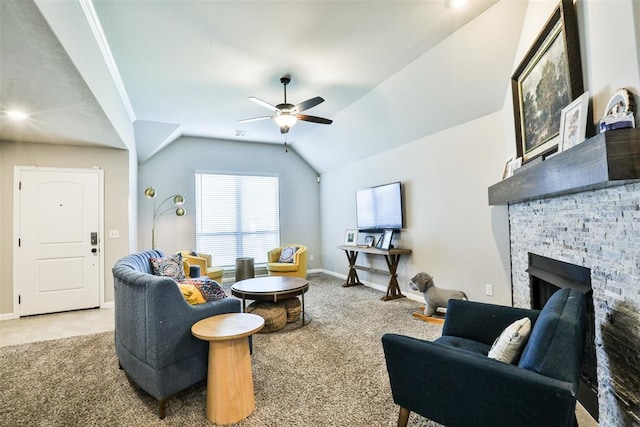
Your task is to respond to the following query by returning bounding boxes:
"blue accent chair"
[382,288,586,427]
[112,250,241,418]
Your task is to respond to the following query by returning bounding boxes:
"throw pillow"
[177,283,206,305]
[182,278,227,302]
[278,246,299,263]
[150,254,186,281]
[488,317,532,364]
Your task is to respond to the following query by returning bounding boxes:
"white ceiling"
[0,0,527,173]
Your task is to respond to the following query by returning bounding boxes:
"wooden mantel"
[489,128,640,205]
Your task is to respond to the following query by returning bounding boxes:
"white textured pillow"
[488,317,532,363]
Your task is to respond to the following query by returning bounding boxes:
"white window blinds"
[195,173,280,267]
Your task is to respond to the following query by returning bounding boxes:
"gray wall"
[319,3,516,305]
[319,0,640,307]
[137,136,321,268]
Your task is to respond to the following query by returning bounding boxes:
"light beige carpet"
[0,273,442,426]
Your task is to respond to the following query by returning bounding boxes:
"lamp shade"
[174,195,185,205]
[176,207,186,216]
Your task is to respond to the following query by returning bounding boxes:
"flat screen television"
[356,181,404,231]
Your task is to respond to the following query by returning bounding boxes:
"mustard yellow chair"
[178,251,224,283]
[266,245,308,279]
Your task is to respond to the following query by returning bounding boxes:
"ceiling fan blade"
[237,115,273,123]
[297,114,333,125]
[248,96,279,112]
[294,96,324,113]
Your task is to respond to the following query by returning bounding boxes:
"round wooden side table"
[191,313,264,425]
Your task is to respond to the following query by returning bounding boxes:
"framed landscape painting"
[511,0,583,162]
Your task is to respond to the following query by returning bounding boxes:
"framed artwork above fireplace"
[510,0,584,162]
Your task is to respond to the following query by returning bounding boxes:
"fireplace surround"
[488,129,640,425]
[509,184,640,426]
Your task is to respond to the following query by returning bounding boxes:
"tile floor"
[0,307,598,426]
[0,307,114,347]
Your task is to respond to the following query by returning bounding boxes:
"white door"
[15,168,102,316]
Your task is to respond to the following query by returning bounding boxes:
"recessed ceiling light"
[446,0,469,9]
[6,110,29,120]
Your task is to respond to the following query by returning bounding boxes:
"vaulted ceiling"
[0,0,527,173]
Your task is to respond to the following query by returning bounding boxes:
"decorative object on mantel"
[503,156,523,179]
[559,91,590,152]
[599,88,636,132]
[511,0,584,163]
[144,187,186,249]
[409,272,468,324]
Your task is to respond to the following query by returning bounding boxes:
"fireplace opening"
[527,253,598,421]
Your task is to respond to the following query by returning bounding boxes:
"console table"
[337,245,412,301]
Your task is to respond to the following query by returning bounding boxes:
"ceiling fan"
[238,76,333,134]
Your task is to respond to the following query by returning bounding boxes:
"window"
[195,173,280,267]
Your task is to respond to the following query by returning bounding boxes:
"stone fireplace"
[509,182,640,426]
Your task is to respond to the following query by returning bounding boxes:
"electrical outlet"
[485,284,493,296]
[109,230,119,239]
[309,254,314,261]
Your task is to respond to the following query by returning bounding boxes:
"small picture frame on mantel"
[559,91,590,153]
[503,157,522,179]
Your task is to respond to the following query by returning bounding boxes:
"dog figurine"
[410,272,468,316]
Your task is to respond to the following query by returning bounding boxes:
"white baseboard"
[0,312,19,321]
[311,269,423,304]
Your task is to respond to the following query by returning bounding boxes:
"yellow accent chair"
[179,251,224,283]
[266,245,308,279]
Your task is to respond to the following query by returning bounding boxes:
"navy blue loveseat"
[382,288,586,427]
[113,250,240,418]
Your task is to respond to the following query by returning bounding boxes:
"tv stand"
[337,245,412,301]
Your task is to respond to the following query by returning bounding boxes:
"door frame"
[12,166,105,317]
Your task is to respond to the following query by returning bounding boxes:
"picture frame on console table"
[511,0,583,162]
[344,229,358,246]
[364,235,375,247]
[379,229,394,251]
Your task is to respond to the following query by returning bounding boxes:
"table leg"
[381,253,406,301]
[206,338,255,424]
[342,250,363,287]
[241,295,246,312]
[301,291,306,326]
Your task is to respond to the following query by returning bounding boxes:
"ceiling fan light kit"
[238,76,333,134]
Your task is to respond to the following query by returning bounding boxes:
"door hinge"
[18,295,21,304]
[18,238,21,247]
[18,181,21,190]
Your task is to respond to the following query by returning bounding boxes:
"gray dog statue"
[409,272,468,316]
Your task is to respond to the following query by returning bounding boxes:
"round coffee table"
[191,313,264,425]
[231,276,310,326]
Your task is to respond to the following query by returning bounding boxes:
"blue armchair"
[112,250,241,418]
[382,288,586,427]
